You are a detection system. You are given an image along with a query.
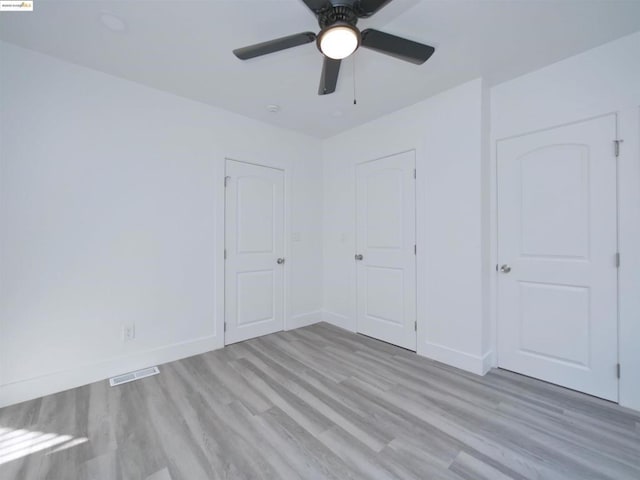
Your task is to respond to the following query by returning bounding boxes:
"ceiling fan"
[232,0,435,95]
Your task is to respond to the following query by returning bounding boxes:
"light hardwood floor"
[1,322,639,479]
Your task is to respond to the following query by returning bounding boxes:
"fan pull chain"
[353,56,357,105]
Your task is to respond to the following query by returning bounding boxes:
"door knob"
[277,258,285,265]
[355,254,363,261]
[499,264,511,273]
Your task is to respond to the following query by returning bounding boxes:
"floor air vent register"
[109,366,160,386]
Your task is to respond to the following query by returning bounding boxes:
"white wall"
[491,32,640,410]
[0,42,323,407]
[322,79,492,374]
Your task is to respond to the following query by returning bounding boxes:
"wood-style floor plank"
[1,322,639,479]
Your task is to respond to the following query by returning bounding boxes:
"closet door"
[356,151,417,351]
[497,115,618,400]
[225,160,284,345]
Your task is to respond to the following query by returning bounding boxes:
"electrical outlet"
[292,232,301,242]
[123,323,135,342]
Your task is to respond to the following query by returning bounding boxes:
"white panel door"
[356,151,416,351]
[225,160,284,345]
[497,115,618,401]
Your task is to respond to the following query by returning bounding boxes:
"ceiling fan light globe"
[318,24,361,60]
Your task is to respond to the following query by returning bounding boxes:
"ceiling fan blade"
[318,57,341,95]
[355,0,393,17]
[360,29,435,64]
[233,32,316,60]
[300,0,332,14]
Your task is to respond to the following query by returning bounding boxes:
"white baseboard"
[486,349,497,372]
[0,321,495,407]
[0,334,222,408]
[322,310,355,331]
[418,341,493,376]
[286,310,323,330]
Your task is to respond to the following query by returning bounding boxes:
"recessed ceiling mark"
[99,12,127,33]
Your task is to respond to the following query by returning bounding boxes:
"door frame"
[215,156,292,346]
[489,113,620,395]
[354,150,418,350]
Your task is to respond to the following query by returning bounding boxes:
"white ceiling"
[2,0,640,138]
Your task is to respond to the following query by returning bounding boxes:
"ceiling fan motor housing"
[317,5,359,29]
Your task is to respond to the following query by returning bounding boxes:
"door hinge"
[224,176,231,187]
[614,139,623,157]
[617,363,620,379]
[414,320,417,332]
[414,244,417,255]
[615,252,620,268]
[413,169,416,179]
[224,249,227,260]
[224,322,227,332]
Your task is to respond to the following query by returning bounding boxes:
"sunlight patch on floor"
[0,427,88,465]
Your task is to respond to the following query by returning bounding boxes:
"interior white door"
[356,151,416,351]
[497,115,618,401]
[225,160,285,345]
